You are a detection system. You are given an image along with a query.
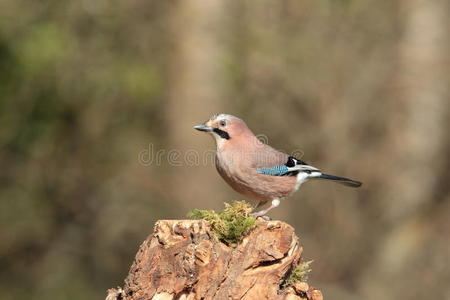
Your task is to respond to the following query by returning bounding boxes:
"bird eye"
[219,120,227,127]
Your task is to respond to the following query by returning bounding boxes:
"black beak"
[194,124,213,132]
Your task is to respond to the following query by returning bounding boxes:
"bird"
[194,114,362,217]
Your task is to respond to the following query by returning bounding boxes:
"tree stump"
[106,220,323,300]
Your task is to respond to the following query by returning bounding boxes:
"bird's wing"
[252,146,362,187]
[251,144,319,176]
[257,155,320,176]
[250,144,288,168]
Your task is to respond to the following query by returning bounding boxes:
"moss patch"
[188,201,256,245]
[285,260,313,285]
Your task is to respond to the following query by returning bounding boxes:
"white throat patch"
[211,132,227,149]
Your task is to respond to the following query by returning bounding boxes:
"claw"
[249,199,280,218]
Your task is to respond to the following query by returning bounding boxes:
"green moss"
[188,201,256,245]
[285,260,313,285]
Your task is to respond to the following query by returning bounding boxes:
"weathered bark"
[106,220,323,300]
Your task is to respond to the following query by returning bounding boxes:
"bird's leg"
[250,201,271,220]
[252,200,266,211]
[249,199,280,218]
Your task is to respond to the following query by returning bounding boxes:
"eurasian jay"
[194,114,362,217]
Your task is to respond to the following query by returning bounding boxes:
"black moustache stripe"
[213,128,230,140]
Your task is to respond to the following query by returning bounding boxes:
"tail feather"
[314,173,362,188]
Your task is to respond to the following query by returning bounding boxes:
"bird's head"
[194,114,251,147]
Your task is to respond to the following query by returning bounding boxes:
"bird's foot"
[249,211,271,220]
[249,210,268,218]
[249,199,280,220]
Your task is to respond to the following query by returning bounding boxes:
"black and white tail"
[287,156,362,188]
[313,173,362,188]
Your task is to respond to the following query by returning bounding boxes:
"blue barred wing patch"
[257,165,290,176]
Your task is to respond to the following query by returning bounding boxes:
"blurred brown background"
[0,1,449,299]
